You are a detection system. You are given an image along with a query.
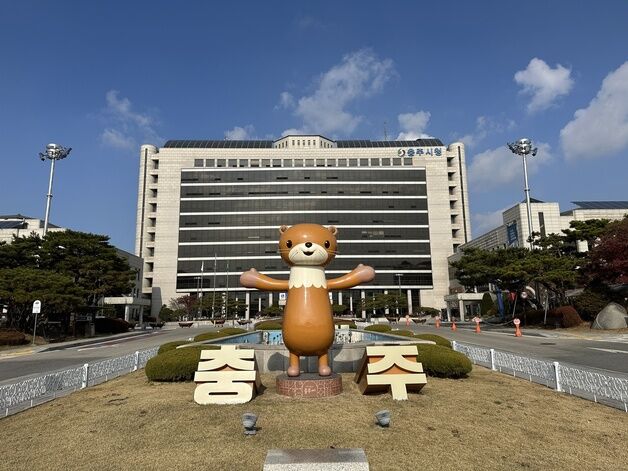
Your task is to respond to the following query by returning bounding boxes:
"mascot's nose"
[305,242,312,248]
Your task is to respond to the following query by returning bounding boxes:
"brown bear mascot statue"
[240,224,375,377]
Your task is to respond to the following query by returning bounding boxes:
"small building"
[0,214,64,244]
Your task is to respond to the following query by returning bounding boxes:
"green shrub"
[95,317,131,334]
[334,319,357,329]
[158,340,192,354]
[364,324,392,332]
[145,346,220,382]
[573,288,612,321]
[551,306,583,328]
[414,334,452,348]
[480,293,495,316]
[414,344,472,378]
[416,306,440,317]
[193,331,229,342]
[218,327,247,336]
[389,329,415,337]
[255,320,283,330]
[0,329,28,346]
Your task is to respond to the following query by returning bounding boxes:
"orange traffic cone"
[514,319,523,337]
[475,322,481,334]
[435,318,441,329]
[451,321,457,331]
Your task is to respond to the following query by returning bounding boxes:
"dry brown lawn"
[1,369,627,471]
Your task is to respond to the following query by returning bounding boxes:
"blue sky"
[1,0,627,251]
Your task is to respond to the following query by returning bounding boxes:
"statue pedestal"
[276,373,342,398]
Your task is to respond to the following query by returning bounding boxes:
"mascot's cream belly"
[283,286,334,356]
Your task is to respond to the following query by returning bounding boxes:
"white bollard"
[490,349,496,371]
[452,340,457,351]
[553,361,561,392]
[81,363,89,389]
[133,351,140,371]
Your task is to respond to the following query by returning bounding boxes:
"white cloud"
[101,128,136,150]
[560,61,628,160]
[472,208,507,237]
[225,125,255,140]
[514,58,574,112]
[468,142,552,191]
[280,49,395,136]
[100,90,162,150]
[396,111,431,140]
[276,92,295,110]
[456,116,515,148]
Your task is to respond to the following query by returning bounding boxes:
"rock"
[592,303,628,330]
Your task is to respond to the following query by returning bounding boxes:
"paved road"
[1,323,627,384]
[0,326,220,385]
[405,324,628,376]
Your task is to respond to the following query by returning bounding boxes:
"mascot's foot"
[287,366,300,377]
[318,365,331,376]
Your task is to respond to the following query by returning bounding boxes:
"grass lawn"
[1,368,627,471]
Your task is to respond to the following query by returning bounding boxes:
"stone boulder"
[592,302,628,330]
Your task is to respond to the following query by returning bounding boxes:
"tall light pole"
[507,138,537,249]
[39,143,71,235]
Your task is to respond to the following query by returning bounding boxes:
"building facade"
[135,136,471,318]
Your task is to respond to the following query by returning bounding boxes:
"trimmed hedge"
[364,324,392,332]
[414,333,452,348]
[193,331,229,342]
[551,306,583,328]
[255,320,283,330]
[334,319,357,329]
[145,346,220,382]
[414,344,472,378]
[0,329,28,346]
[158,340,192,354]
[389,329,415,337]
[217,327,247,336]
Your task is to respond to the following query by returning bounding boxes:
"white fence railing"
[452,341,628,412]
[0,347,159,417]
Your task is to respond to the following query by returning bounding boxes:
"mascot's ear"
[279,225,289,234]
[328,225,338,236]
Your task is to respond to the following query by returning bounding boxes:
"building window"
[262,159,270,167]
[152,160,159,169]
[349,159,357,166]
[382,158,391,166]
[273,159,281,167]
[306,159,314,166]
[194,159,203,167]
[206,159,215,167]
[393,158,401,165]
[217,159,226,167]
[359,158,368,166]
[295,159,303,167]
[292,140,295,146]
[338,159,347,167]
[229,159,237,168]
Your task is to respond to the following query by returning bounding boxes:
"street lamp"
[507,138,537,249]
[394,273,403,315]
[39,143,71,235]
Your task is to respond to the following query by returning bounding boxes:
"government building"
[135,136,471,318]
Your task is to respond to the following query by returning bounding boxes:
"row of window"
[178,227,431,243]
[178,242,431,258]
[176,273,433,290]
[181,168,426,184]
[177,258,432,273]
[192,157,417,169]
[179,213,430,227]
[181,183,427,198]
[179,198,429,213]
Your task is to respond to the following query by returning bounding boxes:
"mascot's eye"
[286,240,292,248]
[325,240,330,249]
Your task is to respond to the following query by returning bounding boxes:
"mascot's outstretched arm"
[327,264,375,290]
[240,268,289,291]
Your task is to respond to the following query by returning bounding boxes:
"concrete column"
[258,297,262,313]
[407,289,413,316]
[459,299,465,321]
[446,303,452,321]
[360,290,366,319]
[269,292,273,306]
[338,292,342,305]
[245,292,250,321]
[349,294,353,314]
[124,305,131,322]
[384,290,389,315]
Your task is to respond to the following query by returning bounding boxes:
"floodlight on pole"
[39,143,72,235]
[507,138,537,249]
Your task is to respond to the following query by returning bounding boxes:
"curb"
[39,331,154,352]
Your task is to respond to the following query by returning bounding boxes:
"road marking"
[588,347,628,354]
[77,345,118,352]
